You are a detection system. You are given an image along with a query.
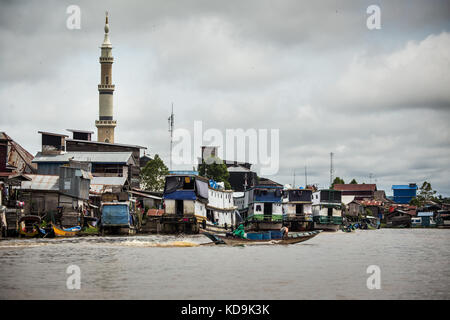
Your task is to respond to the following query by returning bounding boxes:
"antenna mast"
[168,103,174,170]
[293,170,296,188]
[305,165,308,188]
[330,152,334,188]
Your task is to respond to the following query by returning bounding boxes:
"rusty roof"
[147,209,164,216]
[334,184,377,192]
[0,132,37,174]
[358,200,383,206]
[21,174,59,191]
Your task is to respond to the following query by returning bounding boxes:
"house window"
[256,205,262,212]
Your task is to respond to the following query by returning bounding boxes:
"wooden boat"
[202,230,321,246]
[18,215,41,238]
[52,224,81,237]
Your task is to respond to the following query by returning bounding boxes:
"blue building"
[392,184,418,204]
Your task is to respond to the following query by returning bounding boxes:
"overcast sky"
[1,0,449,195]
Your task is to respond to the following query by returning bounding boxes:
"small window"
[105,75,109,84]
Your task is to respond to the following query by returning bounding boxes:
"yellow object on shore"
[52,225,81,237]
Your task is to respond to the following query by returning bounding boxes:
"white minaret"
[95,11,116,143]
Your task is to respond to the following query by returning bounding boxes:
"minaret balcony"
[95,120,117,127]
[98,84,115,91]
[99,57,114,63]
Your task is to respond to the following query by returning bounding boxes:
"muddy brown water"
[0,229,449,299]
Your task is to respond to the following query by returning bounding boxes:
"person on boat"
[232,224,246,239]
[281,226,289,239]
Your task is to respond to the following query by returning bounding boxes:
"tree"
[331,177,345,189]
[350,179,358,184]
[140,154,169,192]
[198,156,231,189]
[409,181,437,207]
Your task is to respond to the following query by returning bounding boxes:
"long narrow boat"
[202,230,321,246]
[52,224,81,237]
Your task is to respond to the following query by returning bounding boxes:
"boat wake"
[117,239,200,247]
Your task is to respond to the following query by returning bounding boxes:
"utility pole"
[168,103,174,171]
[293,170,296,188]
[330,152,334,188]
[305,165,308,188]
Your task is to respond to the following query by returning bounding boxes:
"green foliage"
[140,154,169,192]
[409,198,420,206]
[409,181,437,207]
[331,177,345,188]
[81,226,99,234]
[198,156,231,189]
[436,195,450,204]
[350,179,358,184]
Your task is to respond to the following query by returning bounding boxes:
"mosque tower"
[95,12,116,143]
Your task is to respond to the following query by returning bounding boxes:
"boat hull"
[52,225,81,237]
[213,230,321,246]
[18,229,38,237]
[313,223,340,232]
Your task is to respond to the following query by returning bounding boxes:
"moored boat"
[52,224,81,237]
[18,215,41,238]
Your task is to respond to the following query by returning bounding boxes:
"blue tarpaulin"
[163,190,197,200]
[102,204,130,226]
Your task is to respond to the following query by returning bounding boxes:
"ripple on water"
[0,229,449,299]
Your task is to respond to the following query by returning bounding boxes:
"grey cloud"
[1,0,450,196]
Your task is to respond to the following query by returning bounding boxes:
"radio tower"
[168,103,174,170]
[330,152,334,188]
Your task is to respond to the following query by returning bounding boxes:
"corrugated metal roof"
[0,132,37,173]
[66,129,94,134]
[147,209,164,216]
[66,139,146,149]
[392,185,418,190]
[359,200,382,206]
[33,152,134,164]
[21,174,59,191]
[334,184,377,191]
[129,190,162,200]
[227,166,251,172]
[417,212,433,217]
[38,131,69,137]
[91,176,127,186]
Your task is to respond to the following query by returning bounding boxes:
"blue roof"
[417,212,433,217]
[392,185,418,190]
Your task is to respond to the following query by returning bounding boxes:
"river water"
[0,229,449,299]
